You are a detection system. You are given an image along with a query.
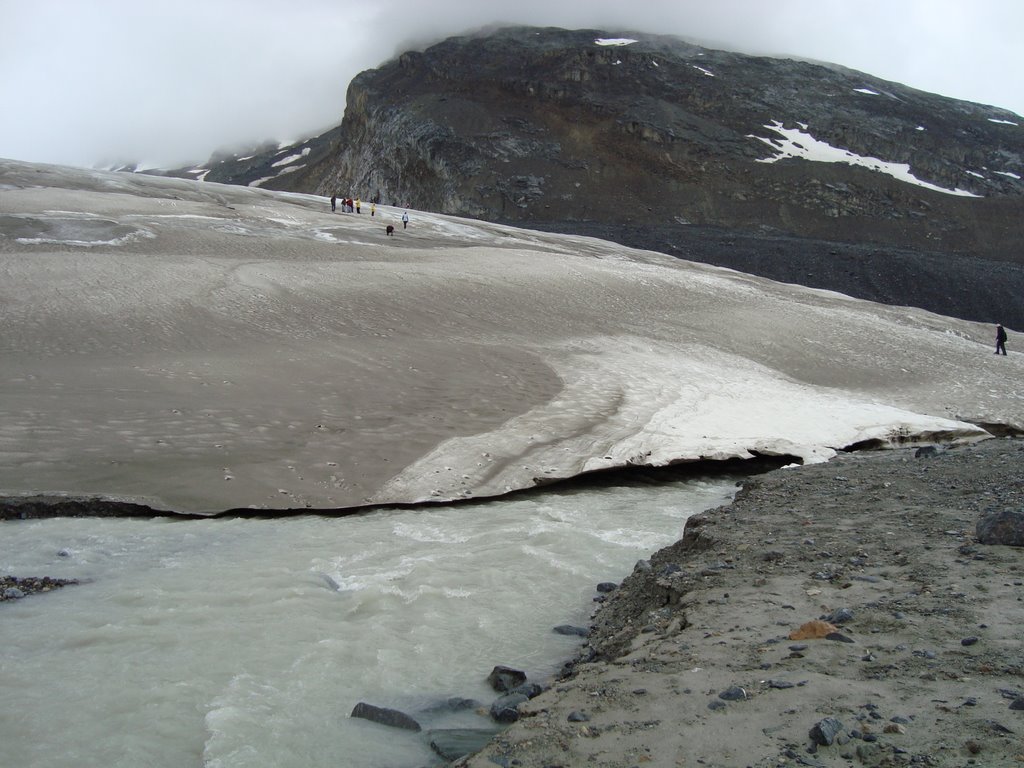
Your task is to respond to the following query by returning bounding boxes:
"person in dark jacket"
[330,194,337,212]
[996,324,1008,355]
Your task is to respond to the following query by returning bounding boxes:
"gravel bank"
[462,438,1024,768]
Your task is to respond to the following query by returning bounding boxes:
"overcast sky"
[2,0,1022,169]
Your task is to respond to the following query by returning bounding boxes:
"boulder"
[809,716,845,746]
[976,509,1024,546]
[718,686,748,701]
[825,607,855,624]
[510,682,544,699]
[349,702,421,732]
[486,665,527,692]
[489,693,529,723]
[419,696,481,714]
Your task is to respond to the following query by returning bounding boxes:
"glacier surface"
[1,159,1021,513]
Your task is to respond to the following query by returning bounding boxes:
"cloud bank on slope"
[3,1,1022,168]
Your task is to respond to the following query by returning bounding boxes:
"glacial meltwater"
[0,473,740,768]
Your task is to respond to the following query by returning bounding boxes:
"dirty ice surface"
[1,158,1022,514]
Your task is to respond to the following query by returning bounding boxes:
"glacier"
[1,158,1021,514]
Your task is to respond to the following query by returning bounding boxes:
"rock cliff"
[187,26,1024,326]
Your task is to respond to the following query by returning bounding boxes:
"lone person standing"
[996,324,1008,355]
[402,211,409,229]
[330,194,337,212]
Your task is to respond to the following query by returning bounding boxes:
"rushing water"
[0,472,741,768]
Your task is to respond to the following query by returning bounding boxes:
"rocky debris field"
[1,575,78,601]
[461,438,1024,768]
[0,495,182,520]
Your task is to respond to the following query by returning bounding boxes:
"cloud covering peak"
[2,0,1022,168]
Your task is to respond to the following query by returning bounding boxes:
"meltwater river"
[0,472,741,768]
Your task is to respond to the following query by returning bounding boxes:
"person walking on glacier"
[995,324,1008,355]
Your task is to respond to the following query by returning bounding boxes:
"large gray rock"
[489,693,529,723]
[486,665,527,693]
[809,716,845,746]
[420,696,480,714]
[976,509,1024,546]
[509,682,544,699]
[349,702,421,732]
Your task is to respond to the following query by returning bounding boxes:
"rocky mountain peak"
[183,25,1024,326]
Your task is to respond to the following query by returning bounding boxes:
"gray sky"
[2,0,1022,169]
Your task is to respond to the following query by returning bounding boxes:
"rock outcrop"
[168,26,1024,326]
[317,26,1024,253]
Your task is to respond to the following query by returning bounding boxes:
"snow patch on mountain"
[750,121,982,197]
[272,148,311,168]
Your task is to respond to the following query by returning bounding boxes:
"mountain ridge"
[157,26,1024,326]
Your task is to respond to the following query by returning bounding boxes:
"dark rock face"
[318,26,1024,237]
[188,25,1024,327]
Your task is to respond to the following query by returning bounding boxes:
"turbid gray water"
[0,473,739,768]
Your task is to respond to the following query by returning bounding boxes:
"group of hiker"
[327,190,1012,357]
[330,194,410,233]
[331,195,374,216]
